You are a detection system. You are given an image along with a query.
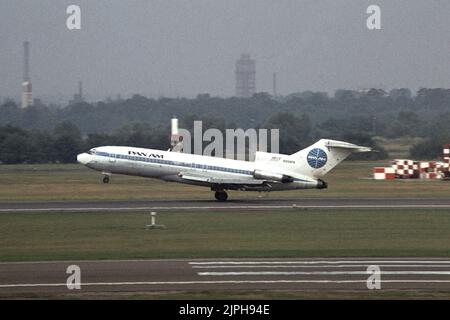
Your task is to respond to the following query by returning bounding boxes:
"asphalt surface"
[1,198,450,212]
[1,258,450,295]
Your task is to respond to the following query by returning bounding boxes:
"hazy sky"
[0,0,449,101]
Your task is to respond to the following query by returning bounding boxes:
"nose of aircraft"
[77,153,89,165]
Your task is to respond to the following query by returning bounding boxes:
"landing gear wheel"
[103,176,110,184]
[214,191,228,202]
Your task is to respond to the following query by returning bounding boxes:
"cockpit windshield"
[88,149,96,155]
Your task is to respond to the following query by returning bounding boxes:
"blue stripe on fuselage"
[94,152,310,183]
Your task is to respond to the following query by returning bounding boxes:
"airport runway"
[1,198,450,212]
[1,258,450,295]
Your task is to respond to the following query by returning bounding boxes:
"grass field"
[1,162,450,261]
[1,209,450,262]
[1,161,450,201]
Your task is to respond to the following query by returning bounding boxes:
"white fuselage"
[77,146,321,192]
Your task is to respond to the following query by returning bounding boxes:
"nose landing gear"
[102,172,111,184]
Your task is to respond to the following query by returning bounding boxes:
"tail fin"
[291,139,371,178]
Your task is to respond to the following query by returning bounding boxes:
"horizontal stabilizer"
[324,140,371,153]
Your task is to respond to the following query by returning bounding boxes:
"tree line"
[0,112,387,164]
[0,121,169,164]
[1,87,450,163]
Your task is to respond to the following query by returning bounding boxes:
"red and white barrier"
[374,144,450,180]
[391,159,420,179]
[373,167,395,180]
[442,144,450,178]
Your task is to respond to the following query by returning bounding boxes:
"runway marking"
[190,260,450,265]
[2,205,450,213]
[3,279,450,289]
[193,260,450,277]
[2,259,450,291]
[192,264,450,269]
[198,271,450,276]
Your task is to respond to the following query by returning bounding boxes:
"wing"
[178,171,266,186]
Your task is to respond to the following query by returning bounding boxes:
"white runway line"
[0,207,156,212]
[192,260,450,283]
[189,260,450,265]
[2,259,450,290]
[198,271,450,276]
[192,264,450,269]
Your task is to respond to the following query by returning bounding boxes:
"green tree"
[0,126,30,164]
[52,121,83,163]
[264,112,312,154]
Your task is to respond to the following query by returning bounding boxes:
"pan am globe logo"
[307,148,327,169]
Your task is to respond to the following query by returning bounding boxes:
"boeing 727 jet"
[77,139,371,201]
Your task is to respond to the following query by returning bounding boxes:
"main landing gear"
[214,191,228,202]
[102,173,111,184]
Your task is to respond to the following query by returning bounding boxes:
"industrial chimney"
[21,41,33,109]
[272,72,277,97]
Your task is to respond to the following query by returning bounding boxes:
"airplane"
[77,139,371,201]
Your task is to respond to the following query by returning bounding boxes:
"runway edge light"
[146,211,166,230]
